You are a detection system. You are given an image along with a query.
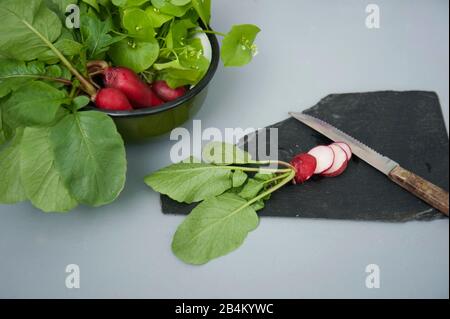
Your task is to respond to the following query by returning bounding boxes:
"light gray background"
[0,0,448,299]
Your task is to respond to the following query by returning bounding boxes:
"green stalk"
[218,165,292,174]
[262,172,292,186]
[22,20,97,97]
[240,169,296,210]
[0,75,72,85]
[192,29,227,38]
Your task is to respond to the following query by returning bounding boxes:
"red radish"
[333,142,352,160]
[95,88,133,111]
[308,146,335,174]
[104,67,164,108]
[321,144,348,177]
[290,153,317,183]
[153,80,187,102]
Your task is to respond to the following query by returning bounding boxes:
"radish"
[95,88,133,111]
[153,80,187,102]
[321,144,348,177]
[333,142,352,160]
[103,67,164,108]
[308,146,335,174]
[290,153,317,184]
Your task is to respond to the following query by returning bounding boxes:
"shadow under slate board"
[161,91,449,222]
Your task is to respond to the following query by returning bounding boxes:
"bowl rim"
[95,25,220,118]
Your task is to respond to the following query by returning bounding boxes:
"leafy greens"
[145,143,296,265]
[0,0,260,213]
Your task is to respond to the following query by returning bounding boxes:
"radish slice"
[333,142,352,160]
[321,144,348,177]
[290,153,317,184]
[308,146,335,174]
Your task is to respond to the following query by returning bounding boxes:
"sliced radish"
[321,144,348,177]
[290,153,317,184]
[307,146,335,174]
[333,142,352,160]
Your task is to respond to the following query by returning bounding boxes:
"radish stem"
[22,20,97,97]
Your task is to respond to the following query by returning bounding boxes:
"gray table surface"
[0,0,448,299]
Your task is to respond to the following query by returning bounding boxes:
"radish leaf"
[232,170,247,188]
[0,129,26,204]
[2,81,68,128]
[20,126,78,213]
[50,111,127,206]
[144,162,233,203]
[202,142,252,165]
[172,192,259,265]
[0,0,62,61]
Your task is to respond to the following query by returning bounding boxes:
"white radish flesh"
[308,146,335,174]
[334,142,352,160]
[321,144,348,177]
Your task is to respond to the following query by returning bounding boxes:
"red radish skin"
[308,145,335,174]
[333,142,352,160]
[321,144,348,177]
[290,153,317,184]
[153,80,187,102]
[104,67,164,108]
[95,88,133,111]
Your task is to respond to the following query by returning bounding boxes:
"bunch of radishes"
[290,142,353,184]
[92,65,187,111]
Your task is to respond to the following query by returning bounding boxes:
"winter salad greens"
[0,0,260,212]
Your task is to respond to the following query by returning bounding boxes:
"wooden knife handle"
[389,166,449,216]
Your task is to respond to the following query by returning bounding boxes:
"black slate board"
[161,91,449,222]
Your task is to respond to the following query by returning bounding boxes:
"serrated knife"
[289,112,449,216]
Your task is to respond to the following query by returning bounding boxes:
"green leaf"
[112,0,150,7]
[254,172,276,181]
[145,6,173,28]
[166,19,196,49]
[81,0,99,11]
[2,81,68,128]
[0,0,62,61]
[44,0,77,20]
[232,170,247,188]
[158,39,209,87]
[172,192,259,265]
[145,162,233,204]
[191,0,210,26]
[0,60,48,98]
[221,24,261,67]
[122,8,155,40]
[49,111,127,206]
[109,38,159,73]
[39,38,84,61]
[0,128,27,204]
[238,178,265,200]
[171,0,191,5]
[0,102,13,145]
[81,14,125,60]
[20,126,78,213]
[151,0,191,17]
[202,142,252,165]
[251,199,265,212]
[72,95,90,110]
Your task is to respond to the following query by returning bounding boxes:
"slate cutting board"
[161,91,449,222]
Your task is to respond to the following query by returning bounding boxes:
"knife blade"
[289,112,449,216]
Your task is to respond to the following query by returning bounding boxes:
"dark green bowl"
[96,31,220,143]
